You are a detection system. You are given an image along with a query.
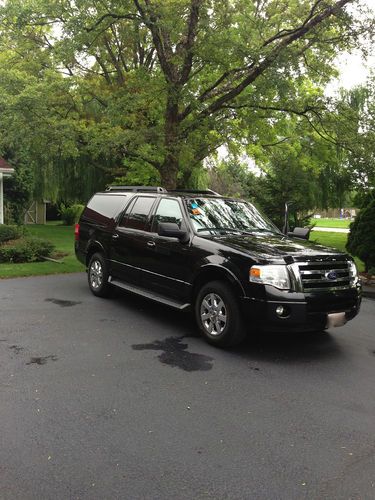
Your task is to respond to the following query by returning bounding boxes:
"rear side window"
[84,194,128,224]
[120,196,156,231]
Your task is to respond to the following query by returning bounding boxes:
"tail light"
[74,223,80,241]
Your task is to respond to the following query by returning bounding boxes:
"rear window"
[84,194,128,224]
[119,196,156,231]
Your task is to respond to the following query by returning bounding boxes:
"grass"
[310,218,351,229]
[310,231,364,272]
[0,223,84,279]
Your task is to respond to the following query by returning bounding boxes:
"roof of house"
[0,158,14,174]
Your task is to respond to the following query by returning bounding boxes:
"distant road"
[311,227,349,233]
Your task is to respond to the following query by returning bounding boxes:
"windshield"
[185,197,280,235]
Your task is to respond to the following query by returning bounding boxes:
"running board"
[109,278,190,311]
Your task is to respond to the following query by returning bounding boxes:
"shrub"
[0,237,54,263]
[0,225,25,244]
[59,204,84,225]
[346,199,375,273]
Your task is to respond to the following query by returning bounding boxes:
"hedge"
[0,237,55,263]
[0,225,25,244]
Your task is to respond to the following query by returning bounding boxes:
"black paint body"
[75,191,361,332]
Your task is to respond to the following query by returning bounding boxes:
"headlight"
[249,264,290,290]
[348,260,359,286]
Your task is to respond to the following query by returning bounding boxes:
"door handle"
[112,233,119,239]
[147,241,156,248]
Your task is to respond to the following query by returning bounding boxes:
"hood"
[207,231,345,262]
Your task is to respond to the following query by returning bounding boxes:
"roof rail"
[168,189,221,196]
[106,185,167,193]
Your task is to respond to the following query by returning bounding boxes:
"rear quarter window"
[83,194,128,225]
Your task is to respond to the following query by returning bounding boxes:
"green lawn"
[310,218,351,228]
[0,223,84,279]
[310,231,364,272]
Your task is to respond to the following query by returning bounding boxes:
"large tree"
[0,0,372,190]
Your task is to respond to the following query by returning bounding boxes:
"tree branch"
[262,0,324,47]
[85,12,141,32]
[181,0,353,123]
[178,0,202,84]
[134,0,175,82]
[124,148,161,169]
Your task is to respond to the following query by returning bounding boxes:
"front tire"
[88,253,112,297]
[195,281,246,347]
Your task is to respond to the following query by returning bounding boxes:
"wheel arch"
[191,265,245,303]
[86,241,105,267]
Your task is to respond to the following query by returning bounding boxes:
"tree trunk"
[160,86,181,190]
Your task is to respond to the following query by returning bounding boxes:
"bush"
[346,199,375,273]
[59,204,84,225]
[0,237,54,263]
[0,225,25,243]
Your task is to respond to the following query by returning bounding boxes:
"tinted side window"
[152,198,184,231]
[84,194,128,224]
[121,196,156,230]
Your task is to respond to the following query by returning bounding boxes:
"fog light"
[276,305,290,318]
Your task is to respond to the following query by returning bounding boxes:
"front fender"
[192,258,246,298]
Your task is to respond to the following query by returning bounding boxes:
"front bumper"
[240,284,362,332]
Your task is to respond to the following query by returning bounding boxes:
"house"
[0,158,15,224]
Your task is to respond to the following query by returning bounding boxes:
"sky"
[335,0,375,90]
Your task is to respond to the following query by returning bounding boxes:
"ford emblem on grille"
[325,271,337,280]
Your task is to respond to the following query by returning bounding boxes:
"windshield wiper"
[197,227,242,234]
[242,227,281,235]
[197,227,280,236]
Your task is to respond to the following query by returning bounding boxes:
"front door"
[110,195,157,286]
[141,197,193,301]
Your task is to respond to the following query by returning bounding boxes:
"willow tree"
[0,0,371,189]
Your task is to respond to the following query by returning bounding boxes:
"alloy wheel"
[200,292,227,336]
[89,259,103,290]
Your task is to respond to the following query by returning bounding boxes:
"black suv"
[75,186,361,347]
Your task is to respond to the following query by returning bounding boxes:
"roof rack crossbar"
[106,185,167,193]
[168,189,221,196]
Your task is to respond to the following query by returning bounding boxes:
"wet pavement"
[0,273,374,499]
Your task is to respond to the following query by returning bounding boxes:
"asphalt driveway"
[0,273,374,499]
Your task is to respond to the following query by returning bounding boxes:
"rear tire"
[195,281,246,347]
[88,253,112,297]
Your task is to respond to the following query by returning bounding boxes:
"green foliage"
[58,204,84,225]
[352,189,375,209]
[0,224,25,243]
[113,160,161,187]
[0,237,54,263]
[346,200,375,272]
[0,0,370,192]
[207,157,259,199]
[3,162,33,224]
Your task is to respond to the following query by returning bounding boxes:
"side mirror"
[287,227,310,240]
[158,222,189,242]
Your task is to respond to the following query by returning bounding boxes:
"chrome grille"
[297,259,351,292]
